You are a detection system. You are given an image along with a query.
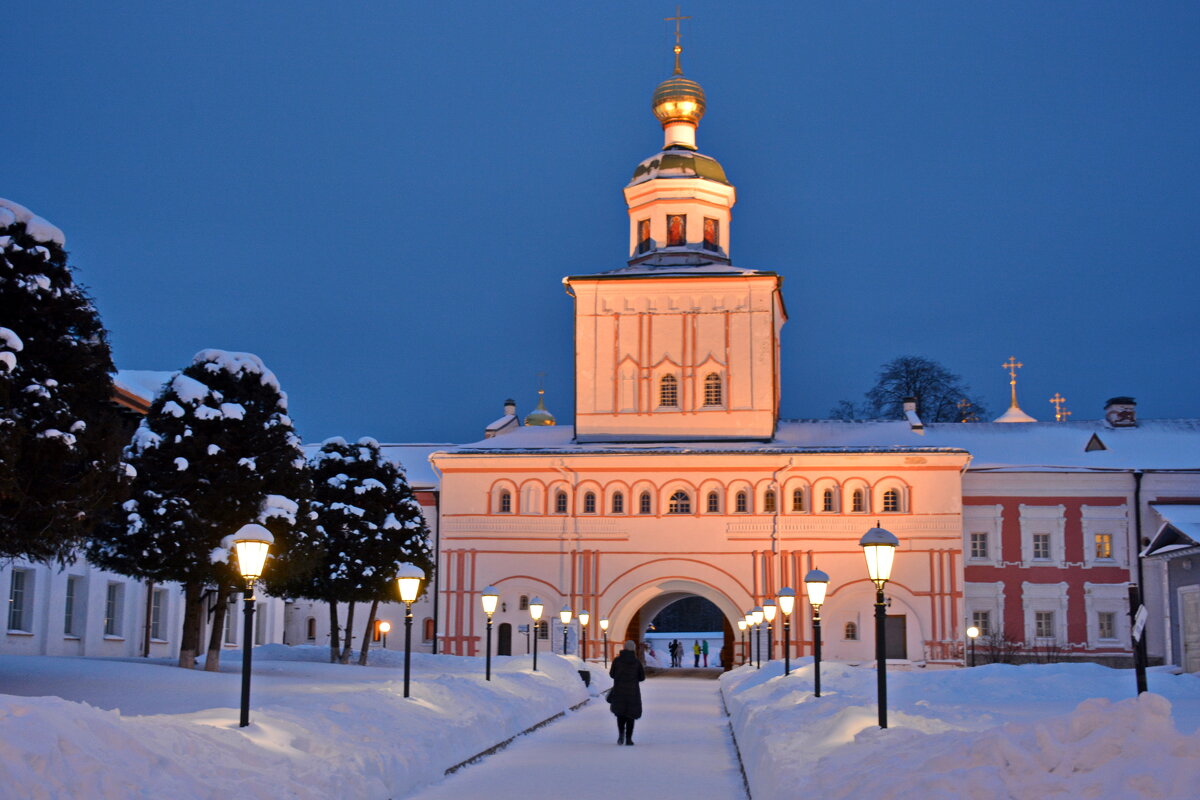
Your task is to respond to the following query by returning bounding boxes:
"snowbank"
[722,659,1200,800]
[0,647,600,799]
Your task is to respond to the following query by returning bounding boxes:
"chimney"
[1104,396,1137,428]
[504,398,516,417]
[902,397,925,434]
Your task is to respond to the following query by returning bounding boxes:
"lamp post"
[966,625,979,668]
[743,612,755,667]
[751,606,764,669]
[804,569,829,697]
[559,605,573,655]
[378,620,391,648]
[529,597,544,671]
[481,586,499,681]
[578,610,590,661]
[762,599,777,663]
[232,524,272,728]
[777,588,795,676]
[396,563,425,699]
[599,618,609,667]
[860,525,899,729]
[737,619,748,666]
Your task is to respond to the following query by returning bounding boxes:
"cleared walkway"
[405,677,747,800]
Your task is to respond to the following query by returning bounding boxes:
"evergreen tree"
[831,355,989,423]
[269,437,433,664]
[0,198,126,562]
[90,350,307,668]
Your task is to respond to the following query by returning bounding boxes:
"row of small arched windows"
[658,373,722,408]
[496,486,905,515]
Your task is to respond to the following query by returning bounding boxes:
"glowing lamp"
[529,597,544,621]
[777,587,796,616]
[762,600,778,623]
[859,526,900,587]
[481,586,499,616]
[751,606,764,626]
[559,605,573,626]
[578,610,590,628]
[967,626,980,639]
[232,524,273,584]
[599,618,609,632]
[804,569,830,608]
[396,563,425,604]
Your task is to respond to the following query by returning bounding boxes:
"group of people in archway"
[668,638,708,667]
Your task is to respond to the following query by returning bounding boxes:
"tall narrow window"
[703,217,720,251]
[970,532,989,560]
[64,576,80,636]
[104,583,122,637]
[1032,533,1051,560]
[537,620,550,640]
[637,219,651,253]
[667,214,686,246]
[1098,611,1116,640]
[519,595,529,610]
[822,489,834,513]
[763,490,777,513]
[703,373,722,406]
[972,610,991,636]
[423,618,435,642]
[1094,533,1113,560]
[659,374,679,407]
[554,491,568,515]
[1035,611,1055,639]
[612,492,625,514]
[883,489,900,512]
[792,489,805,512]
[852,489,864,513]
[583,492,596,514]
[8,570,30,632]
[639,492,652,515]
[707,491,720,513]
[150,588,167,640]
[499,490,512,513]
[306,618,317,641]
[844,621,858,641]
[735,491,749,514]
[668,490,691,514]
[225,598,238,644]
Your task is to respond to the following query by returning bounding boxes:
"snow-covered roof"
[430,417,1200,471]
[485,413,518,433]
[114,370,176,406]
[1143,504,1200,559]
[375,444,451,490]
[567,259,775,280]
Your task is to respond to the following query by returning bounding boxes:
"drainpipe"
[1132,469,1148,693]
[429,456,444,656]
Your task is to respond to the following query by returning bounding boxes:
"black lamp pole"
[485,614,493,681]
[239,584,255,728]
[403,601,414,698]
[874,586,887,728]
[532,623,539,671]
[602,630,608,667]
[782,615,791,676]
[969,634,975,668]
[562,624,569,656]
[742,627,748,665]
[755,623,762,669]
[766,624,773,663]
[812,606,823,697]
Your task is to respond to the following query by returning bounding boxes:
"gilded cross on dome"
[1050,392,1071,423]
[1002,356,1023,408]
[665,6,692,74]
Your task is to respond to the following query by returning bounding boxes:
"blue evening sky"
[7,2,1198,444]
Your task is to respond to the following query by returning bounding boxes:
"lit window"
[584,492,596,514]
[554,491,568,514]
[1094,533,1113,560]
[883,489,900,512]
[703,217,720,251]
[735,491,749,513]
[1032,533,1051,560]
[659,375,679,407]
[707,491,720,513]
[852,489,864,513]
[1035,611,1055,639]
[792,489,805,512]
[844,621,858,641]
[639,492,652,515]
[668,491,691,514]
[821,489,834,513]
[763,490,777,513]
[972,610,991,636]
[612,492,625,514]
[667,214,686,246]
[970,532,988,560]
[499,490,512,513]
[703,373,722,406]
[1098,611,1116,640]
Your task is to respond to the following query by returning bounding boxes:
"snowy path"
[405,676,748,800]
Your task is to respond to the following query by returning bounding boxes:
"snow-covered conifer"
[0,198,126,561]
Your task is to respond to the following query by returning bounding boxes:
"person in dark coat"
[608,639,645,745]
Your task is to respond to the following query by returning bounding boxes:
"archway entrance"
[497,622,512,656]
[619,588,737,672]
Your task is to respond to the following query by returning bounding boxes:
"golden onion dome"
[652,74,706,128]
[523,389,556,427]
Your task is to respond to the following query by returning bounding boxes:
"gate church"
[430,52,973,666]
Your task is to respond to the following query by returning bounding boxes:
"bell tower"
[565,44,786,443]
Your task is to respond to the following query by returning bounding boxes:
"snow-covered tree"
[0,198,126,562]
[90,350,308,669]
[831,355,988,423]
[271,437,432,664]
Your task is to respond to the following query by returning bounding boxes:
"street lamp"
[860,524,899,729]
[804,569,829,696]
[737,619,748,666]
[578,610,590,661]
[378,619,391,648]
[396,563,425,699]
[481,586,499,681]
[232,523,272,728]
[762,599,777,663]
[751,606,764,669]
[777,588,795,676]
[559,605,573,655]
[743,611,755,667]
[529,597,544,671]
[599,617,609,667]
[966,625,980,668]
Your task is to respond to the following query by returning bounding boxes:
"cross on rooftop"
[1050,392,1071,422]
[665,6,691,74]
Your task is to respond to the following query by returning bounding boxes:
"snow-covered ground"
[0,646,608,799]
[722,658,1200,800]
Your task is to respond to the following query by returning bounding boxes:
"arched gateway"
[429,47,969,668]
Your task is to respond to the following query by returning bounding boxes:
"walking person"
[701,638,709,667]
[693,640,701,667]
[608,640,645,745]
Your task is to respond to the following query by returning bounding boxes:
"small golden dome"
[652,74,706,128]
[523,389,556,427]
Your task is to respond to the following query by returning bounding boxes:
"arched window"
[844,621,858,641]
[305,618,316,641]
[583,491,596,514]
[499,490,512,513]
[791,489,805,512]
[554,491,568,514]
[883,489,901,512]
[706,491,720,513]
[763,490,777,513]
[703,373,722,406]
[423,618,435,642]
[735,491,749,514]
[612,491,625,514]
[537,620,550,640]
[659,374,679,407]
[519,595,529,611]
[668,490,691,514]
[639,491,652,515]
[852,489,864,513]
[822,489,835,513]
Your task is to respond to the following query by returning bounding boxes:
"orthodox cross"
[1049,392,1071,423]
[665,6,691,74]
[956,397,979,423]
[1002,356,1023,409]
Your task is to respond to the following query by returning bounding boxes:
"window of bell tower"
[667,214,686,246]
[703,217,719,251]
[637,219,651,253]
